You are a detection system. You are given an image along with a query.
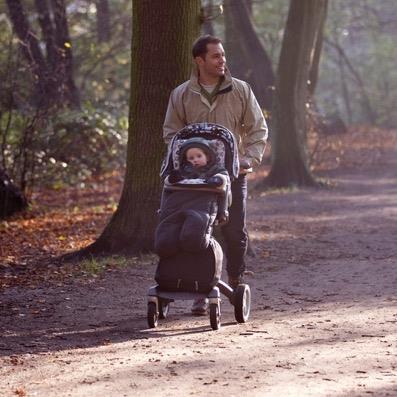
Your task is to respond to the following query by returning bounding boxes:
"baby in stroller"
[166,136,230,222]
[169,137,226,181]
[148,123,251,330]
[154,123,236,265]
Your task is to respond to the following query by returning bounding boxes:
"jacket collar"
[188,64,233,94]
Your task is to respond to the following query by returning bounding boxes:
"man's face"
[196,43,226,79]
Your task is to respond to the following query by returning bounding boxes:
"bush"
[0,103,128,193]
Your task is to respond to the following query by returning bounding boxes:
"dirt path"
[1,140,397,396]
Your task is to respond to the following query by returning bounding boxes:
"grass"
[80,255,130,275]
[79,253,157,276]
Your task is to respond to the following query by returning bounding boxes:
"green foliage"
[0,104,127,191]
[0,0,395,201]
[44,105,128,183]
[362,34,396,127]
[69,0,132,107]
[0,1,131,193]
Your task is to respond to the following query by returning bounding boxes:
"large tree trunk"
[80,0,201,256]
[223,0,274,111]
[265,0,328,188]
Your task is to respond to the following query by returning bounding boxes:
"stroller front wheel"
[234,284,251,323]
[147,302,159,328]
[209,303,221,330]
[158,299,170,319]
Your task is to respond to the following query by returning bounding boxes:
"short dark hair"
[192,35,222,59]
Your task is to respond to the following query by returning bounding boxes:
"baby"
[185,147,209,170]
[168,138,226,185]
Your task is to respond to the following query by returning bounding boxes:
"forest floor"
[1,126,396,396]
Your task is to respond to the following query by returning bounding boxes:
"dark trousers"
[221,174,248,277]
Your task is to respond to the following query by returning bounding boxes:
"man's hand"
[239,158,252,174]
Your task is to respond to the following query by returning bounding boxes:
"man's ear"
[195,56,205,67]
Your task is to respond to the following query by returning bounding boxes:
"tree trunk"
[337,52,353,124]
[308,3,327,96]
[0,168,27,219]
[265,0,328,188]
[51,0,81,108]
[6,0,49,107]
[96,0,111,43]
[34,0,58,70]
[80,0,201,256]
[201,0,215,36]
[6,0,80,109]
[324,38,376,124]
[223,0,274,111]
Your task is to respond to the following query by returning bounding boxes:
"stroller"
[147,123,251,330]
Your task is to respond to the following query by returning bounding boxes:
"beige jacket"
[163,66,268,166]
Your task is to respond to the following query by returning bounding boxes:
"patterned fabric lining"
[176,178,207,185]
[160,123,240,180]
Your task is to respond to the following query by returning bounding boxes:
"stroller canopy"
[161,123,240,181]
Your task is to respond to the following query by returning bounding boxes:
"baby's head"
[180,138,214,169]
[185,146,208,168]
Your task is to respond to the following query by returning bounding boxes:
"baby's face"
[186,147,208,168]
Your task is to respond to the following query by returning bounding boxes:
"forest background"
[0,0,396,282]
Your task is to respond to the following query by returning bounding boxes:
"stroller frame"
[147,280,251,330]
[147,123,251,330]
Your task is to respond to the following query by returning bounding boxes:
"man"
[163,35,268,315]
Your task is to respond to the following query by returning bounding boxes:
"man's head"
[192,35,226,84]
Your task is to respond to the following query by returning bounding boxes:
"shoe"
[228,274,244,290]
[191,298,208,316]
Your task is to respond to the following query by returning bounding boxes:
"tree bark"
[80,0,201,256]
[35,0,57,68]
[51,0,81,108]
[6,0,49,106]
[96,0,111,43]
[336,50,353,124]
[223,0,274,111]
[265,0,328,188]
[0,167,27,219]
[201,0,215,36]
[308,3,327,96]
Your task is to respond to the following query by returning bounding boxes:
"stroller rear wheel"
[147,302,159,328]
[234,284,251,323]
[209,303,221,330]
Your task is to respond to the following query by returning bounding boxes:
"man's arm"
[163,89,186,144]
[241,85,268,167]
